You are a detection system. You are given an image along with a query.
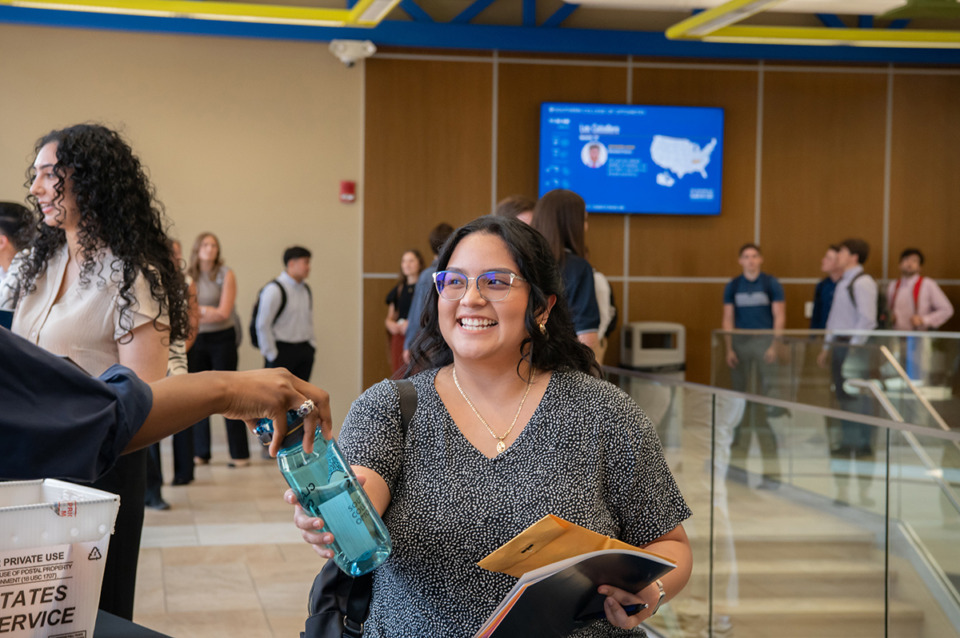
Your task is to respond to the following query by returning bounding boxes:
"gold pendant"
[496,440,506,454]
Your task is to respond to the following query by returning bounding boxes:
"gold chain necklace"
[452,366,534,455]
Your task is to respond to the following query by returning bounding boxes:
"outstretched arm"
[128,368,331,456]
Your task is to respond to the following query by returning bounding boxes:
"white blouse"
[11,244,168,376]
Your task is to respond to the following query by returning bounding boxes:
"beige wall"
[0,24,364,425]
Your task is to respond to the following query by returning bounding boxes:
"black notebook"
[474,548,675,637]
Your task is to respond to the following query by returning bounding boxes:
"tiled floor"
[134,424,321,637]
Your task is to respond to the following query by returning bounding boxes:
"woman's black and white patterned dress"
[338,367,691,637]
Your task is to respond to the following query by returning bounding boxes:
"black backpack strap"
[848,271,866,309]
[272,279,288,324]
[342,575,372,637]
[394,379,417,433]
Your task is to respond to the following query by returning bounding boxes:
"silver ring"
[296,400,316,419]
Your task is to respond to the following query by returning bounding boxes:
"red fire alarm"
[340,180,356,203]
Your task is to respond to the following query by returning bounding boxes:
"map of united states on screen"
[650,135,718,180]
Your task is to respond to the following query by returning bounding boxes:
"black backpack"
[847,271,888,329]
[250,280,312,348]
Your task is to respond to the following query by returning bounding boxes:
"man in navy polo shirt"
[722,243,785,487]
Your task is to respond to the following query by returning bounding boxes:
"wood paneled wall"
[363,54,960,389]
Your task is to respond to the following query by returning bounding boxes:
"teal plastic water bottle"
[257,411,392,576]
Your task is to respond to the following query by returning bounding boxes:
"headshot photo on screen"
[581,142,608,169]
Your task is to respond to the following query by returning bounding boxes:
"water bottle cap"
[255,410,306,449]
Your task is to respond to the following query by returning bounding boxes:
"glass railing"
[603,366,960,638]
[710,329,960,434]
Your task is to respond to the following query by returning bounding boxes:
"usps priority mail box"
[0,479,119,637]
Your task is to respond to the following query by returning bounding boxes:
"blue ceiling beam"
[452,0,498,25]
[890,19,911,29]
[816,13,846,28]
[400,0,434,23]
[523,0,537,27]
[347,0,359,8]
[858,14,874,29]
[542,3,578,28]
[1,7,959,65]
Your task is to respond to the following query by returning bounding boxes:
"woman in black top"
[385,248,423,373]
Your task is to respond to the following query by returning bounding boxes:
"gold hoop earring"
[539,322,547,335]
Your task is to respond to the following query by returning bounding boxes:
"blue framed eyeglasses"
[433,270,527,302]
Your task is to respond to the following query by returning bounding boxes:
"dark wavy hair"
[18,124,189,343]
[0,202,36,252]
[407,215,600,380]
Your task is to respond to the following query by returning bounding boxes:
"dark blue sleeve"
[562,257,599,334]
[0,329,153,481]
[723,279,735,305]
[811,280,825,330]
[404,269,434,351]
[769,276,785,302]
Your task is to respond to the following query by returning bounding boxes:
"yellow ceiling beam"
[666,0,960,49]
[0,0,403,27]
[666,0,787,38]
[702,25,960,48]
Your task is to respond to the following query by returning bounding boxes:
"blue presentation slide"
[539,103,724,215]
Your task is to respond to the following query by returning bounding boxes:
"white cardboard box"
[0,479,119,637]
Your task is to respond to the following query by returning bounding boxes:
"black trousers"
[187,327,249,460]
[267,341,315,382]
[144,442,164,504]
[89,449,147,620]
[829,338,875,453]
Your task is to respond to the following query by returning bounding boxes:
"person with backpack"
[887,248,954,332]
[722,243,785,488]
[818,238,879,505]
[253,246,315,381]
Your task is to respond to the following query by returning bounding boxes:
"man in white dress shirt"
[255,246,315,381]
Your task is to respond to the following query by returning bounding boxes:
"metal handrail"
[713,328,960,339]
[602,365,960,444]
[848,377,960,515]
[875,344,954,435]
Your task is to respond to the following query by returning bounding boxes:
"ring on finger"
[296,399,316,418]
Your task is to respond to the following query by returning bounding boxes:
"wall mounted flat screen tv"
[539,102,724,215]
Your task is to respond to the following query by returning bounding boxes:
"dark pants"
[829,338,877,504]
[187,327,249,461]
[171,428,195,482]
[88,449,147,620]
[267,341,315,382]
[144,442,163,504]
[829,339,876,454]
[729,337,781,479]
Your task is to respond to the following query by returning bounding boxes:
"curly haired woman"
[4,123,190,619]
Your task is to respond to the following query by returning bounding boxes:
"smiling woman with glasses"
[289,215,693,638]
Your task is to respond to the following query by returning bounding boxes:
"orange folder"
[477,514,665,578]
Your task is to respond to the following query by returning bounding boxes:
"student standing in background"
[722,243,785,487]
[186,232,250,468]
[0,202,34,286]
[385,249,423,374]
[256,245,316,381]
[811,245,842,330]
